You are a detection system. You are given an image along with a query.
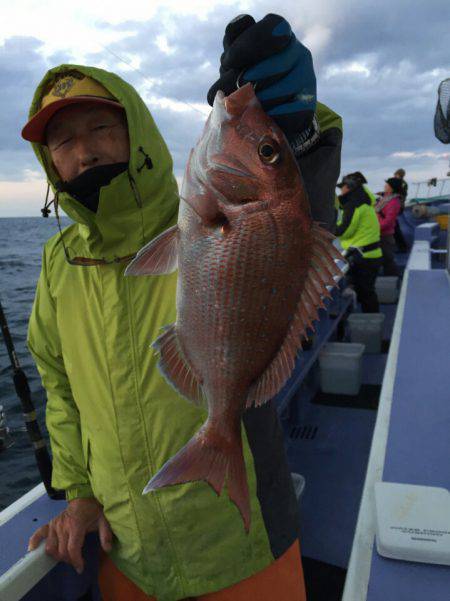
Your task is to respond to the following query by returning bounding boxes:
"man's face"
[340,184,350,195]
[46,103,130,182]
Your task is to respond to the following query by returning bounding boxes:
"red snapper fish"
[126,84,342,531]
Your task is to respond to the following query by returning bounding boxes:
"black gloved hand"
[207,14,318,154]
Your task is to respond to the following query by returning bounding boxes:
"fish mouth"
[211,162,256,179]
[225,199,269,218]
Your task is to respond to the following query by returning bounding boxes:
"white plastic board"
[375,482,450,566]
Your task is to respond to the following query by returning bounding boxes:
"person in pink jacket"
[376,177,403,276]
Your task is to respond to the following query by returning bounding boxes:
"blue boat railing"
[343,231,450,601]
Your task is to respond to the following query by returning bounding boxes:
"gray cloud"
[0,37,45,177]
[147,103,206,179]
[91,1,449,189]
[315,0,449,72]
[89,10,225,104]
[0,0,449,213]
[0,36,78,181]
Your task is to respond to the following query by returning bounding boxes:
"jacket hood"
[340,185,371,208]
[28,64,179,260]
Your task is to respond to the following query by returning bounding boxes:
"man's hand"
[27,497,113,574]
[207,14,317,152]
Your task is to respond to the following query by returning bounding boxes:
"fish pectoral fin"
[246,224,344,408]
[125,225,179,276]
[153,324,204,406]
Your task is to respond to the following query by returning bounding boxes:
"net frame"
[434,78,450,144]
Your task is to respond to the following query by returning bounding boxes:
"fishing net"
[434,78,450,144]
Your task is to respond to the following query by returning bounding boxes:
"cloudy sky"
[0,0,449,216]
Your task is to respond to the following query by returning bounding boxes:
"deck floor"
[366,269,450,600]
[282,302,398,600]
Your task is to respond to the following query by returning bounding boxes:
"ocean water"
[0,217,69,510]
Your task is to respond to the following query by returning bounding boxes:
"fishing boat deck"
[1,218,449,601]
[344,266,450,601]
[277,283,397,600]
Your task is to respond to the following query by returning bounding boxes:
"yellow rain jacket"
[27,65,274,601]
[27,64,343,601]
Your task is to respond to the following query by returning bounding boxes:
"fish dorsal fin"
[152,324,204,406]
[246,224,344,408]
[125,225,179,276]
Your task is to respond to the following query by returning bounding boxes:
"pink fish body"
[126,84,342,531]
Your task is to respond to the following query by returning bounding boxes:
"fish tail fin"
[143,431,251,532]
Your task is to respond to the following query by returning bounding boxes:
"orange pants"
[99,539,306,601]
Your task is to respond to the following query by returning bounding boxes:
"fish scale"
[187,212,274,387]
[125,84,343,531]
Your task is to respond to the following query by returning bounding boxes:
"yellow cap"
[22,71,122,143]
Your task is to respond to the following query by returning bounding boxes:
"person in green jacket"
[23,15,342,601]
[336,174,382,313]
[348,171,377,206]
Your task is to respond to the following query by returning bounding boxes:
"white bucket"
[376,276,399,304]
[319,342,365,395]
[348,313,386,353]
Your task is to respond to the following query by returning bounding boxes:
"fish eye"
[258,139,281,164]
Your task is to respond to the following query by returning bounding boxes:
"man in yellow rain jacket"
[23,15,342,601]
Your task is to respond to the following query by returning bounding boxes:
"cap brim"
[21,96,123,144]
[336,182,344,188]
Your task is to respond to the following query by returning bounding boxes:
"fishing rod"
[0,299,64,500]
[99,42,210,117]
